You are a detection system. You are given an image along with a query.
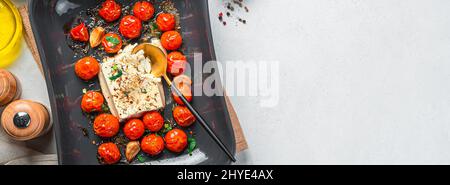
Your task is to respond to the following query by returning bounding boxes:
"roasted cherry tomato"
[99,0,121,22]
[141,134,164,156]
[142,111,164,132]
[123,119,145,140]
[133,1,154,21]
[70,23,89,42]
[167,51,187,76]
[173,106,195,127]
[161,31,182,50]
[119,15,142,39]
[74,56,100,80]
[102,33,123,54]
[98,142,121,164]
[81,91,104,113]
[94,113,120,138]
[172,86,192,105]
[156,13,176,31]
[172,75,193,105]
[165,128,188,153]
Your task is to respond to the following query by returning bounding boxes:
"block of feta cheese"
[99,43,165,121]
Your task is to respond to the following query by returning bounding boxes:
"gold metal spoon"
[132,43,236,162]
[133,43,172,85]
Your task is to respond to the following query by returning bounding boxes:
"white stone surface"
[210,0,450,164]
[5,0,450,165]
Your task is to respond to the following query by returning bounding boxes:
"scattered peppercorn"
[219,0,249,26]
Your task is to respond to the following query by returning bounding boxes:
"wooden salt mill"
[1,100,51,141]
[0,69,21,106]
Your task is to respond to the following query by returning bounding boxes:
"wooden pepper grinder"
[1,100,51,141]
[0,69,21,106]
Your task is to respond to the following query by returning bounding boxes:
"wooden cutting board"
[18,6,248,153]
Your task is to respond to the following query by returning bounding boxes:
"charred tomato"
[119,15,142,39]
[165,128,188,153]
[123,119,145,141]
[74,56,100,81]
[141,134,165,156]
[94,113,120,138]
[142,111,164,132]
[99,0,122,22]
[81,91,104,113]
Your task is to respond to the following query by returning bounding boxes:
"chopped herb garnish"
[101,104,110,112]
[187,137,197,155]
[109,64,123,80]
[152,22,158,30]
[137,154,146,163]
[150,22,162,37]
[105,36,120,47]
[159,123,173,135]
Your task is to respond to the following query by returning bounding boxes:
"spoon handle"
[171,85,237,162]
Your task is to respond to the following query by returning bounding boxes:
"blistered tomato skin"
[173,106,196,127]
[156,13,176,31]
[74,57,100,80]
[98,142,121,164]
[161,31,182,50]
[133,1,155,21]
[70,23,89,42]
[165,128,188,153]
[141,134,165,156]
[142,111,164,132]
[99,0,122,22]
[102,33,123,54]
[172,87,192,105]
[119,15,142,39]
[94,114,120,138]
[81,91,104,113]
[172,75,193,105]
[167,51,187,76]
[123,119,145,140]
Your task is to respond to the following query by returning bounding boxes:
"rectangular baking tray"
[29,0,236,165]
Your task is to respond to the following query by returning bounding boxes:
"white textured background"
[210,0,450,164]
[5,0,450,164]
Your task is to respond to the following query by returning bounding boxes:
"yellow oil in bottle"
[0,0,22,68]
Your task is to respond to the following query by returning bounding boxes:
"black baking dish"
[28,0,236,165]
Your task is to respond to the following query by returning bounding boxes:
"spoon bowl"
[132,42,171,84]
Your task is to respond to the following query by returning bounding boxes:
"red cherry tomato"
[94,114,120,138]
[81,91,104,113]
[70,23,89,42]
[98,142,121,164]
[172,75,192,105]
[133,1,155,21]
[165,128,188,153]
[99,0,122,22]
[173,106,195,127]
[102,33,123,54]
[142,111,164,132]
[74,57,100,80]
[161,31,182,51]
[167,51,187,76]
[172,86,192,105]
[141,134,164,156]
[156,13,176,31]
[123,119,145,140]
[119,15,142,39]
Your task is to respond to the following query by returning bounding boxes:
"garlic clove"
[125,141,140,162]
[90,27,105,48]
